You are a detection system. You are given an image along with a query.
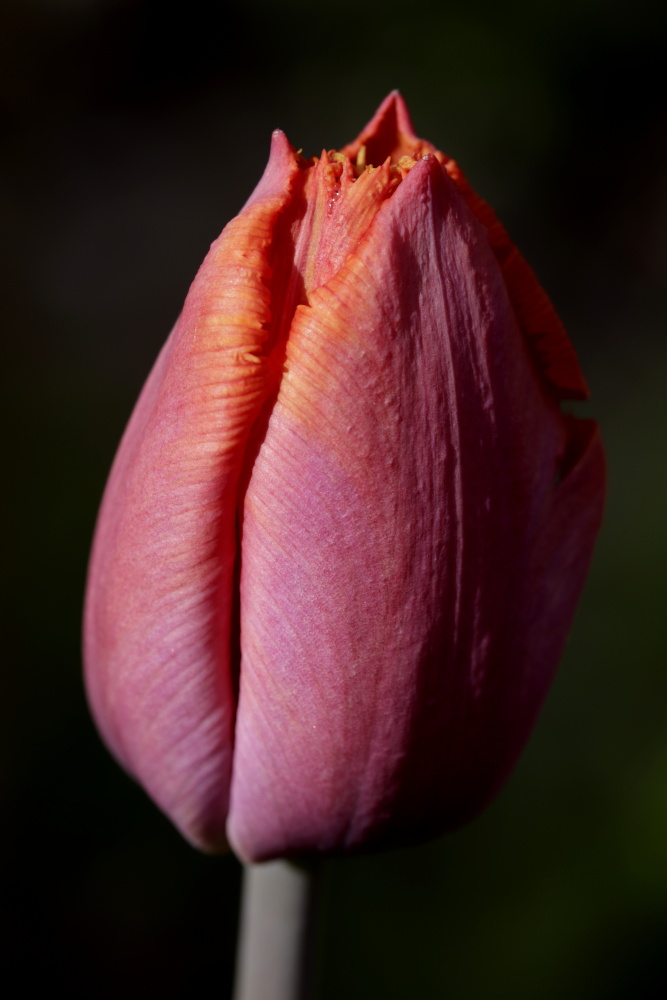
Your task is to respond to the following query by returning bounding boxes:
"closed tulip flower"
[84,93,605,863]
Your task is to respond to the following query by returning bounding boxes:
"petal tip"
[242,128,300,210]
[342,91,421,163]
[369,90,418,140]
[267,127,297,168]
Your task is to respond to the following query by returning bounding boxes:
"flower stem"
[232,859,323,1000]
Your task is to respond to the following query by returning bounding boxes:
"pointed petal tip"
[270,127,290,148]
[369,90,418,140]
[387,89,417,138]
[391,148,449,200]
[268,127,296,164]
[342,91,421,163]
[242,128,300,211]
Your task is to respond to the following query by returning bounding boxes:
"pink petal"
[227,155,605,861]
[83,133,301,850]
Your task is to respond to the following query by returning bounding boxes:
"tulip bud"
[84,93,605,862]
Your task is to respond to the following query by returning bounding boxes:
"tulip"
[84,92,605,863]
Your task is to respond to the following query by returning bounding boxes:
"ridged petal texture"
[84,132,300,849]
[229,154,604,860]
[84,93,605,860]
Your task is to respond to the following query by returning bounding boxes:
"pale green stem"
[232,860,323,1000]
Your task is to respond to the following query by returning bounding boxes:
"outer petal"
[346,91,589,401]
[83,132,299,850]
[228,156,605,861]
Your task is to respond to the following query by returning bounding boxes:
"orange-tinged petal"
[84,132,301,850]
[344,91,588,401]
[439,155,589,400]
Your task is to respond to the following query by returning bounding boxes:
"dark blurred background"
[2,0,666,996]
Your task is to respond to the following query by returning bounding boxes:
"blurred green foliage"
[1,0,666,996]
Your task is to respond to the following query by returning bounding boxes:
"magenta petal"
[227,157,605,861]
